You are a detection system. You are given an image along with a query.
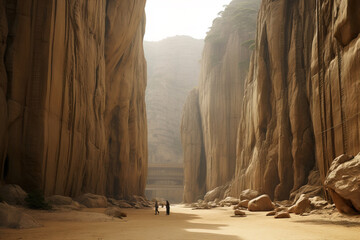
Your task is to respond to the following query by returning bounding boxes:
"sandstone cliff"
[182,0,360,202]
[231,0,360,200]
[0,0,147,199]
[145,36,203,164]
[181,0,260,202]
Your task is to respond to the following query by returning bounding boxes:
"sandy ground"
[1,205,360,240]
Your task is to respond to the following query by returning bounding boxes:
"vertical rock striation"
[0,0,147,198]
[181,0,260,202]
[182,0,360,202]
[181,89,206,203]
[232,0,360,200]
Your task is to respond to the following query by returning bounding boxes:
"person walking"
[166,200,170,215]
[155,200,160,215]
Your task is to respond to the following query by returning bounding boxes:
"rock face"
[145,36,203,164]
[229,0,360,201]
[0,0,147,199]
[325,153,360,214]
[181,89,206,203]
[181,0,260,202]
[145,36,203,203]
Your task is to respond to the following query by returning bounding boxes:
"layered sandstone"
[0,0,147,199]
[183,0,360,202]
[231,0,360,200]
[181,89,206,203]
[181,0,260,202]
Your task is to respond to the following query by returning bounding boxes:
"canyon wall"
[182,0,360,202]
[181,0,260,202]
[145,36,203,165]
[0,0,147,199]
[231,0,360,200]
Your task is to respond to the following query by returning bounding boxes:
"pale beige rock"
[248,195,274,211]
[76,193,107,208]
[0,202,41,229]
[325,153,360,213]
[219,197,240,205]
[240,189,260,201]
[0,184,27,205]
[289,194,312,215]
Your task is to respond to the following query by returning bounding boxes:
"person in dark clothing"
[166,200,170,215]
[155,201,160,215]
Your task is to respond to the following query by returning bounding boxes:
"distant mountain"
[145,36,204,164]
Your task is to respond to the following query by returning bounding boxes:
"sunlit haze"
[145,0,233,41]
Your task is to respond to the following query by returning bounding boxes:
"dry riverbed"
[1,205,360,240]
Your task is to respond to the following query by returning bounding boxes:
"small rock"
[0,184,27,205]
[248,194,274,211]
[234,210,246,216]
[275,212,290,218]
[238,200,249,208]
[266,211,276,216]
[289,194,312,214]
[240,189,260,201]
[219,197,240,205]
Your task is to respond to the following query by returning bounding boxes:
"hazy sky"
[144,0,232,41]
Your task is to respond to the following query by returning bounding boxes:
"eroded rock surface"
[0,0,147,199]
[325,153,360,214]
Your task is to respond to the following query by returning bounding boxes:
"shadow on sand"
[294,219,360,228]
[137,210,243,240]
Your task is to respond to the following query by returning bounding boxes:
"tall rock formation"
[181,89,206,203]
[145,36,203,203]
[181,0,260,202]
[0,0,147,199]
[182,0,360,202]
[145,36,203,164]
[231,0,360,200]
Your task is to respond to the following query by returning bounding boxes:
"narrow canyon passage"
[1,205,360,240]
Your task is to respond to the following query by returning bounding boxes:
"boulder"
[0,202,41,229]
[46,195,73,205]
[275,212,290,218]
[239,200,249,208]
[104,207,127,218]
[248,194,274,211]
[240,189,260,200]
[288,194,312,214]
[219,197,240,205]
[324,153,360,214]
[204,187,223,202]
[234,210,246,216]
[0,184,27,205]
[309,196,328,209]
[76,193,107,208]
[108,198,133,208]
